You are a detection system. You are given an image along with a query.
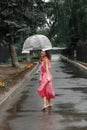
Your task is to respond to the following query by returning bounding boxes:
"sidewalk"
[0,63,39,111]
[61,55,87,74]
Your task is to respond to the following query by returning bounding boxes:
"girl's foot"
[42,106,47,111]
[47,99,53,107]
[47,104,53,107]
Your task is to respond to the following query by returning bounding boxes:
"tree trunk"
[7,36,19,67]
[26,53,31,63]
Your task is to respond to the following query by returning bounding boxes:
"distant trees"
[44,0,87,48]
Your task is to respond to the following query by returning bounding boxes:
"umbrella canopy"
[22,34,52,53]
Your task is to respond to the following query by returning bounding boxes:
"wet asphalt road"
[0,55,87,130]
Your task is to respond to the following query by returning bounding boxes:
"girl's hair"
[46,50,51,60]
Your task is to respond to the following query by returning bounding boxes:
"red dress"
[37,57,55,99]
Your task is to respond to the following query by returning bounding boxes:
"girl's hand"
[47,77,51,82]
[39,58,42,64]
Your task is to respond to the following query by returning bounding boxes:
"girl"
[37,50,55,110]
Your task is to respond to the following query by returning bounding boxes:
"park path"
[0,54,87,130]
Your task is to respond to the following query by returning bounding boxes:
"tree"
[43,0,87,47]
[0,0,46,66]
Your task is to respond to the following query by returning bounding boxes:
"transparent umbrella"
[22,34,52,53]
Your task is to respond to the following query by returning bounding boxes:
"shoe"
[42,106,47,111]
[47,104,53,108]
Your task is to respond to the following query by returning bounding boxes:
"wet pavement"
[0,54,87,130]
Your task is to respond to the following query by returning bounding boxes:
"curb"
[0,63,39,111]
[60,55,87,74]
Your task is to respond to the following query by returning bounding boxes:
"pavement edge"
[60,55,87,73]
[0,63,39,111]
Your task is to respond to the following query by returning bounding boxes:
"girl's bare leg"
[47,99,53,107]
[42,96,47,109]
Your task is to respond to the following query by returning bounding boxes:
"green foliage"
[0,0,46,65]
[43,0,87,48]
[18,55,26,62]
[0,0,46,46]
[31,54,40,60]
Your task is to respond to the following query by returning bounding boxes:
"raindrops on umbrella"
[22,34,52,53]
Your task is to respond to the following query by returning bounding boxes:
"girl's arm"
[39,58,42,64]
[45,59,50,81]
